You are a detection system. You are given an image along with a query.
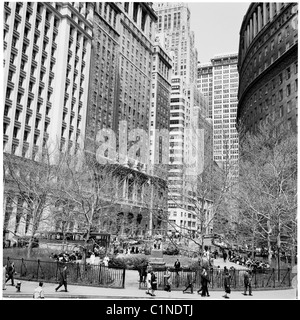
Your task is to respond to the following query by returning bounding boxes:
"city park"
[3,124,297,295]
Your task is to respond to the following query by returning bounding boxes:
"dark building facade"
[236,3,298,139]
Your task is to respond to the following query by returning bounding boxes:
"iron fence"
[139,267,292,291]
[4,257,126,288]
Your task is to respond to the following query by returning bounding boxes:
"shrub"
[163,245,180,255]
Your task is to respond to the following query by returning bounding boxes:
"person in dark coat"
[223,250,227,262]
[198,267,210,296]
[223,267,231,299]
[183,271,194,294]
[5,262,15,286]
[55,265,68,292]
[150,271,157,296]
[243,269,253,296]
[174,259,181,274]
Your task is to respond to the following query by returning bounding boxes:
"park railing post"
[122,268,126,288]
[273,268,275,288]
[37,259,40,280]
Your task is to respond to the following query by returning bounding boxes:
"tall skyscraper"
[153,3,213,236]
[197,62,213,118]
[149,35,172,179]
[3,2,93,159]
[198,53,239,180]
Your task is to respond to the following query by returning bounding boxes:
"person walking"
[150,271,157,296]
[5,262,15,286]
[174,258,181,287]
[3,265,7,290]
[146,269,152,295]
[223,267,231,299]
[223,250,227,263]
[183,271,194,294]
[55,265,68,292]
[243,269,253,296]
[174,259,180,274]
[198,267,210,297]
[164,267,172,292]
[33,282,45,299]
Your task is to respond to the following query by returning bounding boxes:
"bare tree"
[57,149,132,263]
[3,148,65,258]
[237,124,297,267]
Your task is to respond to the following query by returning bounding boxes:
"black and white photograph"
[1,1,298,305]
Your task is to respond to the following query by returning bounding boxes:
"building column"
[270,3,275,20]
[250,18,253,42]
[137,6,142,28]
[258,5,262,32]
[253,11,257,37]
[276,3,281,13]
[263,3,267,26]
[247,24,250,48]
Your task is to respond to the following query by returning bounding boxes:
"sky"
[187,1,251,63]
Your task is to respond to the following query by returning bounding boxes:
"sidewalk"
[2,279,297,300]
[2,257,297,300]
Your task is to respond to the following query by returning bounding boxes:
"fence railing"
[4,257,126,289]
[139,267,292,290]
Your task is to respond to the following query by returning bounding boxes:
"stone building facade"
[236,3,298,138]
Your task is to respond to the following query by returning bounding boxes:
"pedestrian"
[223,250,227,263]
[164,267,172,292]
[140,264,147,284]
[174,259,181,275]
[150,271,157,296]
[183,271,194,294]
[243,269,253,296]
[216,265,221,287]
[55,265,68,292]
[5,262,15,286]
[146,269,152,295]
[33,281,45,299]
[198,267,210,297]
[3,265,7,290]
[223,267,231,299]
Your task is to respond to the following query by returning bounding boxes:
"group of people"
[49,251,82,263]
[229,253,270,271]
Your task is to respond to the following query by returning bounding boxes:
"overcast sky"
[187,1,251,63]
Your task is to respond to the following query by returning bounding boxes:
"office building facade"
[198,53,240,179]
[236,3,298,138]
[3,1,93,159]
[3,2,169,241]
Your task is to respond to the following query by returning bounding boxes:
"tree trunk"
[251,225,256,259]
[277,230,281,281]
[267,220,272,266]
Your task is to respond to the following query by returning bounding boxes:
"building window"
[286,67,291,79]
[286,84,291,96]
[278,89,283,101]
[287,100,292,113]
[279,105,283,117]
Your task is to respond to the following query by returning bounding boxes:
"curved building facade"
[237,3,298,138]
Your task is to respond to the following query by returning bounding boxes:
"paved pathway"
[2,278,297,300]
[2,257,297,300]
